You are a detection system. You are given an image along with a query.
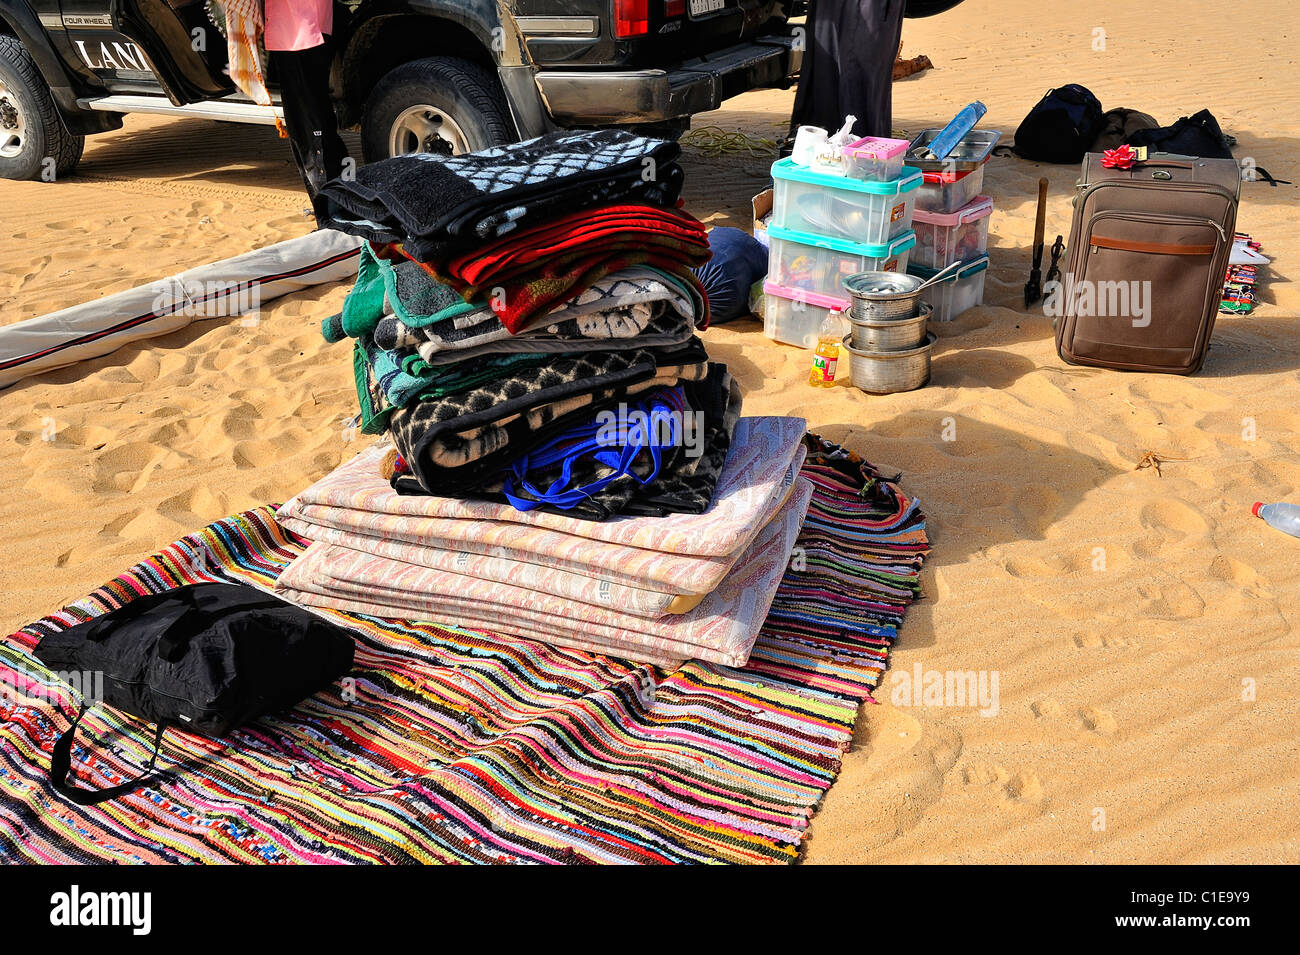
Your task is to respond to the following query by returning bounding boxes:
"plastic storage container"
[907,254,989,322]
[911,196,993,270]
[767,225,915,304]
[771,158,921,245]
[905,129,1001,172]
[762,280,849,348]
[913,162,986,214]
[841,136,910,182]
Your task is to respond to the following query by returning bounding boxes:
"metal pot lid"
[842,271,924,299]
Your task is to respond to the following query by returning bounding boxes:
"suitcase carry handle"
[1138,151,1200,166]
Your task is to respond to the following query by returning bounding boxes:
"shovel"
[1024,177,1048,307]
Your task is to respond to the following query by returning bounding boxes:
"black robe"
[789,0,907,139]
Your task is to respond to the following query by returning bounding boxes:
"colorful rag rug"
[0,451,927,864]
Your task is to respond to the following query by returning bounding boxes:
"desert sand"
[2,0,1297,863]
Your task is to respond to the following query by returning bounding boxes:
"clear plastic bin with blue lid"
[771,157,922,246]
[908,254,989,322]
[767,223,916,303]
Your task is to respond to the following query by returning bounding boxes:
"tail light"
[614,0,650,37]
[664,0,685,14]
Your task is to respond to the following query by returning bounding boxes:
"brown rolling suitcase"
[1054,151,1240,374]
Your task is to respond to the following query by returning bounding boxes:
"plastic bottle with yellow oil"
[808,309,843,387]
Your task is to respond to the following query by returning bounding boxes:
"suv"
[0,0,964,181]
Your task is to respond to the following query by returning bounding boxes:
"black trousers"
[269,41,349,196]
[789,0,907,139]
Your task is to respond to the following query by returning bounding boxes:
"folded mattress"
[276,477,814,668]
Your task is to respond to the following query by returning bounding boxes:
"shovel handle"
[1031,177,1049,266]
[1033,178,1048,247]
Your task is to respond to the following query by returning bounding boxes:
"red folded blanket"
[448,204,710,286]
[390,204,713,333]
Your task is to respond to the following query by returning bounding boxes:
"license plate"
[689,0,727,16]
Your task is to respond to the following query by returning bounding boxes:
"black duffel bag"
[1125,108,1235,159]
[35,582,355,805]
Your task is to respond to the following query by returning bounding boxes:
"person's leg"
[787,0,825,137]
[788,0,906,141]
[846,0,906,138]
[270,40,348,197]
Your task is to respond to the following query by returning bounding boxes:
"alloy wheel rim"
[388,105,469,157]
[0,80,24,160]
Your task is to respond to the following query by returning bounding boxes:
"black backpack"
[1012,85,1105,164]
[34,582,355,805]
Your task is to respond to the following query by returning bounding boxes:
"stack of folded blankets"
[276,418,810,667]
[281,130,816,667]
[315,129,738,518]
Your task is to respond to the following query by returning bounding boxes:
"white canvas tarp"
[0,229,362,389]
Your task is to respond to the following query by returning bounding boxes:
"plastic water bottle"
[1252,502,1300,538]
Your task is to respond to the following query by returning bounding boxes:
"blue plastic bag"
[692,227,768,323]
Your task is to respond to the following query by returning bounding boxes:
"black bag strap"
[152,585,281,661]
[1248,166,1291,187]
[49,704,168,806]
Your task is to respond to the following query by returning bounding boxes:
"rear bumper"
[535,35,800,125]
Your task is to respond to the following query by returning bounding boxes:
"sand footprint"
[962,761,1004,786]
[231,439,280,469]
[1079,706,1117,736]
[1002,555,1056,579]
[1013,484,1065,538]
[158,487,228,525]
[1003,771,1047,804]
[1031,698,1063,719]
[964,759,1047,804]
[1133,499,1211,558]
[1073,632,1140,650]
[1208,554,1266,589]
[1136,577,1206,620]
[90,441,170,494]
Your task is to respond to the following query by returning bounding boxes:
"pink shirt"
[263,0,333,52]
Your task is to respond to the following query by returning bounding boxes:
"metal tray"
[906,129,1002,171]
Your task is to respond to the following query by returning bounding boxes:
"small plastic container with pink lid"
[841,136,910,182]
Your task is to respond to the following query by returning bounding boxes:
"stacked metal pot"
[841,272,936,394]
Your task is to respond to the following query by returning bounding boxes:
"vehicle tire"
[904,0,967,17]
[0,35,85,181]
[361,56,515,163]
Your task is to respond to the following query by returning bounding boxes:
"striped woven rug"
[0,454,927,864]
